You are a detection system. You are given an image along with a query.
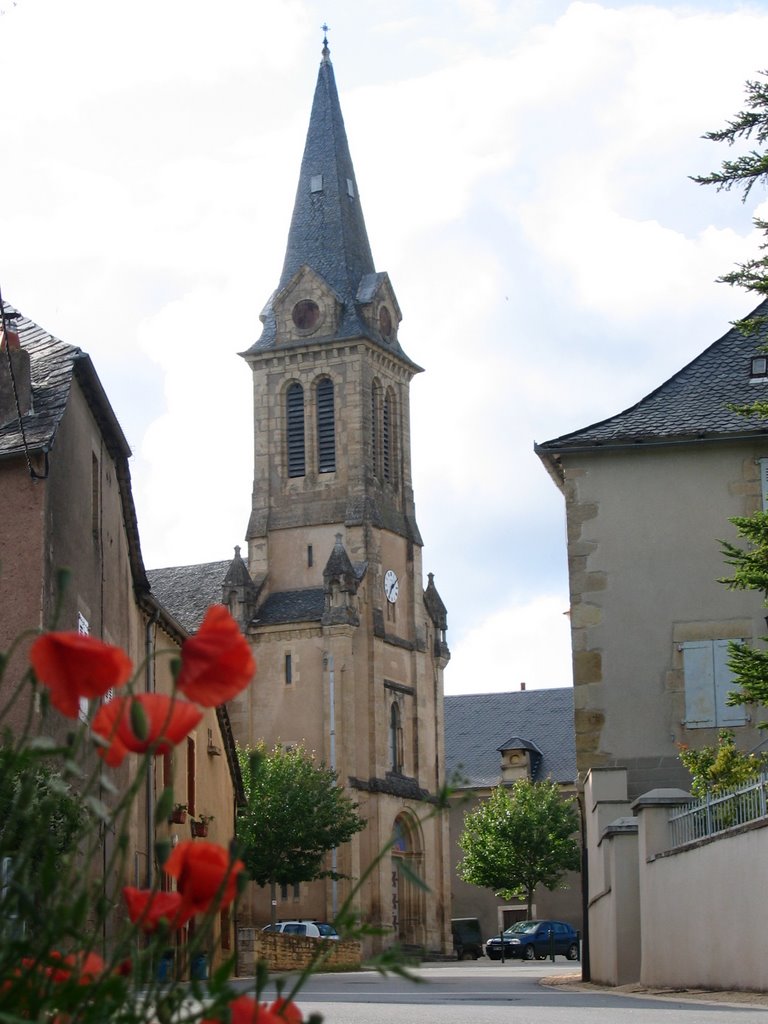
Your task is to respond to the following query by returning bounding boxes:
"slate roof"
[0,302,127,460]
[536,299,768,454]
[146,562,326,631]
[256,588,325,625]
[444,688,576,788]
[246,45,417,368]
[146,560,232,634]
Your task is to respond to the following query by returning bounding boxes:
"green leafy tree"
[236,744,366,915]
[457,779,580,919]
[679,730,768,798]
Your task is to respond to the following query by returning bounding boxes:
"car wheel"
[523,945,536,961]
[566,942,579,961]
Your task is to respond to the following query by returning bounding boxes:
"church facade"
[149,41,451,955]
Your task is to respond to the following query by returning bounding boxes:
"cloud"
[4,0,768,698]
[445,593,573,694]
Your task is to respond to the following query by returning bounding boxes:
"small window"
[310,175,323,193]
[389,701,403,773]
[307,545,313,568]
[751,356,768,379]
[681,639,749,728]
[220,907,231,950]
[91,453,100,539]
[77,614,90,721]
[346,178,355,198]
[285,653,292,685]
[187,737,196,816]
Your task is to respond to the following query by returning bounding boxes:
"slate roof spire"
[277,36,375,301]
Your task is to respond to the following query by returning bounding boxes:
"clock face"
[384,569,399,603]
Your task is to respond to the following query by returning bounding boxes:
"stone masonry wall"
[237,929,361,976]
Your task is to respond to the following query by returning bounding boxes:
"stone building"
[536,302,768,798]
[149,40,452,955]
[0,306,241,968]
[444,688,580,944]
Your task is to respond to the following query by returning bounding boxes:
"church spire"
[278,34,375,296]
[250,36,413,354]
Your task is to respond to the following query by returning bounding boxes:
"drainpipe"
[145,606,160,888]
[328,653,337,918]
[577,793,590,981]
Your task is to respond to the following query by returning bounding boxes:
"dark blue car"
[485,920,579,961]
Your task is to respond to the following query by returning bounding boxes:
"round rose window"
[292,300,321,331]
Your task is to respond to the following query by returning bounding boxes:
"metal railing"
[669,771,768,848]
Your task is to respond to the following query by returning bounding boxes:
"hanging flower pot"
[169,804,187,825]
[191,814,213,838]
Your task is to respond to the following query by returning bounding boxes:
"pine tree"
[698,70,768,725]
[693,70,768,338]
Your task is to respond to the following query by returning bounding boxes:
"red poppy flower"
[176,605,255,707]
[268,997,303,1023]
[29,632,133,718]
[122,887,192,932]
[203,995,296,1024]
[53,951,107,985]
[92,694,202,767]
[163,839,244,916]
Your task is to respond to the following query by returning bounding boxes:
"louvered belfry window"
[382,391,392,482]
[317,377,336,473]
[286,382,305,478]
[371,384,379,476]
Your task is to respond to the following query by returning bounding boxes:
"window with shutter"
[316,377,336,473]
[681,639,748,728]
[286,383,305,478]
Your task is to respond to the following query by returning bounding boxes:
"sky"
[2,0,768,695]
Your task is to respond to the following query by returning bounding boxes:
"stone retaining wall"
[237,928,362,975]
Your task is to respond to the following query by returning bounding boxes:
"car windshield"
[504,921,538,936]
[317,924,338,937]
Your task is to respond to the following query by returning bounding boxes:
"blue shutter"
[682,639,748,728]
[714,639,748,726]
[682,641,716,728]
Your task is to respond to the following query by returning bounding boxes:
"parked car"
[451,917,484,960]
[484,920,579,961]
[262,920,339,940]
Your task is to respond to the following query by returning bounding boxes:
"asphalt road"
[235,959,768,1024]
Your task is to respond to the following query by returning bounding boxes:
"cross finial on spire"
[321,22,330,61]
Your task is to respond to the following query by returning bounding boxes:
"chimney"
[520,681,526,691]
[0,322,32,423]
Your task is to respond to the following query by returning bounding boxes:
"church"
[149,37,452,955]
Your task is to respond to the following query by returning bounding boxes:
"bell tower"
[233,35,450,956]
[242,34,422,595]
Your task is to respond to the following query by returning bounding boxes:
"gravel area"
[541,973,768,1008]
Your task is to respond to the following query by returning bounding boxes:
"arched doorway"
[390,813,425,948]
